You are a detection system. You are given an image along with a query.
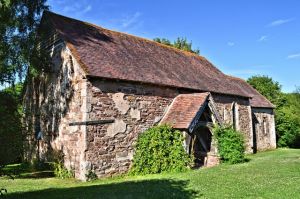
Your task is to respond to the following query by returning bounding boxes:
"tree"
[153,37,200,55]
[278,88,300,148]
[247,75,285,107]
[0,0,48,176]
[0,0,48,87]
[283,89,300,124]
[247,76,300,148]
[0,84,23,166]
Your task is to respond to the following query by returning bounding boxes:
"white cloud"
[82,5,92,14]
[267,18,294,27]
[287,53,300,59]
[258,35,268,42]
[89,11,144,34]
[227,42,235,47]
[122,12,142,28]
[62,2,92,15]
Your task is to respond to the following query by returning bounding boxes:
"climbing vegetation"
[130,125,192,175]
[213,125,245,164]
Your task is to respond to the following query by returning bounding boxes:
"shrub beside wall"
[130,125,192,175]
[213,126,245,164]
[51,150,74,179]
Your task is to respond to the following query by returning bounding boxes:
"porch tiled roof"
[160,93,210,129]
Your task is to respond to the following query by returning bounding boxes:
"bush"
[50,150,74,179]
[213,126,245,164]
[130,125,192,175]
[85,170,98,181]
[53,162,74,179]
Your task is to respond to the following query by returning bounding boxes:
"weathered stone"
[112,93,130,114]
[105,167,116,174]
[154,116,162,124]
[107,119,127,137]
[98,149,107,155]
[206,154,220,167]
[130,108,141,120]
[115,151,129,162]
[138,101,151,109]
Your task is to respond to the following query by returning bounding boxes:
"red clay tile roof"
[42,11,252,98]
[226,76,275,108]
[160,93,210,129]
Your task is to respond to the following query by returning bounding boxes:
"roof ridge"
[226,74,245,81]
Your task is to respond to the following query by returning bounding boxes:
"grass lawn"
[0,149,299,199]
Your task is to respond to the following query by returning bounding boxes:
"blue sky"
[48,0,300,92]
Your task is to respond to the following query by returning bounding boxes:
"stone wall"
[85,80,179,177]
[23,43,89,179]
[84,82,259,177]
[211,93,253,152]
[252,108,276,151]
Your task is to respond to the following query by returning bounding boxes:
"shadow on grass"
[3,179,200,199]
[16,171,55,179]
[2,163,54,179]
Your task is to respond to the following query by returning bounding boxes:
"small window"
[232,102,237,130]
[262,116,268,135]
[35,123,43,140]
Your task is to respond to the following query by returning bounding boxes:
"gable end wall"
[23,43,90,180]
[252,108,276,151]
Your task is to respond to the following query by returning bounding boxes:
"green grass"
[0,149,300,199]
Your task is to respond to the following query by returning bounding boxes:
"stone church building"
[24,11,276,180]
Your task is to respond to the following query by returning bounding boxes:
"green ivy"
[130,125,192,175]
[213,126,245,164]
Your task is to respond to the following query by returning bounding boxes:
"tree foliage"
[277,91,300,148]
[0,0,48,86]
[247,75,286,107]
[0,83,23,166]
[153,37,200,55]
[247,76,300,148]
[130,125,192,175]
[0,1,48,169]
